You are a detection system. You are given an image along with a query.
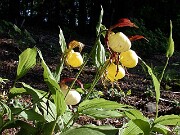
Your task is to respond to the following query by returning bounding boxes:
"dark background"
[0,0,180,52]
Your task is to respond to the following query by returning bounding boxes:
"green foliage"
[154,115,180,126]
[78,98,131,119]
[92,7,106,68]
[0,101,12,121]
[139,58,160,103]
[0,7,179,135]
[0,20,36,48]
[53,27,67,82]
[54,90,66,117]
[61,125,119,135]
[92,39,106,68]
[59,27,67,54]
[38,49,66,117]
[16,47,37,80]
[119,120,144,135]
[150,65,180,83]
[122,109,180,135]
[124,109,148,121]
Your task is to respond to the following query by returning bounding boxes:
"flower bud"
[120,49,138,68]
[108,32,131,52]
[106,63,125,82]
[66,50,83,67]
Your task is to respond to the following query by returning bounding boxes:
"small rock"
[146,102,156,113]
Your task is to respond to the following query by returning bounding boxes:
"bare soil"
[0,29,180,131]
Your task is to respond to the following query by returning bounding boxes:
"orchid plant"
[0,7,179,135]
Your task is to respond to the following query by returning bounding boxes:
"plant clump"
[104,19,143,82]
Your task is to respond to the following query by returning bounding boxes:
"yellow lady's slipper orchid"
[108,32,131,52]
[120,49,138,68]
[66,50,83,67]
[106,63,125,82]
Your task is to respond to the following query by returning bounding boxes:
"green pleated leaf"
[24,29,36,44]
[59,27,67,54]
[38,49,58,95]
[132,119,151,135]
[55,90,66,117]
[11,108,44,122]
[38,49,66,116]
[92,40,106,68]
[96,6,103,36]
[119,120,143,135]
[81,108,123,119]
[16,47,37,80]
[61,125,118,135]
[10,87,26,95]
[62,109,73,125]
[154,114,180,126]
[53,27,66,82]
[13,120,37,135]
[22,83,57,122]
[42,120,57,135]
[139,58,160,103]
[78,98,132,113]
[1,120,37,134]
[19,109,45,122]
[166,20,174,58]
[93,7,106,68]
[152,124,171,135]
[53,60,64,82]
[124,109,148,121]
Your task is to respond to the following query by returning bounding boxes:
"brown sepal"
[68,40,84,52]
[129,35,148,42]
[111,18,138,30]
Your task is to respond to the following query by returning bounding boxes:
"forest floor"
[0,27,180,133]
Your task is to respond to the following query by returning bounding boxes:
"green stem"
[155,101,159,119]
[159,57,169,83]
[84,61,109,100]
[63,112,79,132]
[63,30,107,131]
[63,42,97,128]
[64,47,95,98]
[14,92,49,115]
[65,31,106,98]
[51,118,58,135]
[155,57,169,119]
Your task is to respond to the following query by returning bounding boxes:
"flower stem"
[67,30,106,97]
[63,30,107,131]
[84,60,109,100]
[155,57,169,119]
[155,101,159,119]
[159,57,169,83]
[63,112,79,132]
